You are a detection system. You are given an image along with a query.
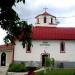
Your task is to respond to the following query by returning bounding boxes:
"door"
[1,52,6,66]
[42,54,48,66]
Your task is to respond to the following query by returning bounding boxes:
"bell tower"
[35,9,58,27]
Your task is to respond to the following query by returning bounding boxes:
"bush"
[45,57,51,67]
[51,58,55,66]
[8,63,26,72]
[45,57,55,67]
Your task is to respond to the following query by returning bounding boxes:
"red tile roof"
[35,11,56,18]
[32,26,75,40]
[1,26,75,50]
[0,44,13,51]
[0,26,75,50]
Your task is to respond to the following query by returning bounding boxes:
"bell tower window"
[51,18,53,24]
[44,16,46,23]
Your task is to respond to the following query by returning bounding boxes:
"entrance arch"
[1,52,6,66]
[41,53,50,66]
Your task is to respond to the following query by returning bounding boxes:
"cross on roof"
[43,8,48,12]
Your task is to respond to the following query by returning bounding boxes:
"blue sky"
[0,0,75,45]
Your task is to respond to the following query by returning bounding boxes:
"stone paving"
[0,66,8,75]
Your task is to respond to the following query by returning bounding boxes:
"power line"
[24,15,75,21]
[57,16,75,18]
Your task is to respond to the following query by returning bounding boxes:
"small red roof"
[32,26,75,40]
[35,11,56,18]
[0,44,13,51]
[42,11,51,16]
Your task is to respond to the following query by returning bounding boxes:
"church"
[0,10,75,68]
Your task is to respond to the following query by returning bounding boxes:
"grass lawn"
[36,68,75,75]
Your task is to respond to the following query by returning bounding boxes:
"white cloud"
[0,28,6,45]
[50,0,75,8]
[57,10,75,27]
[61,17,75,27]
[29,0,75,9]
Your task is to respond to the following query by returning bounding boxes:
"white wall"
[36,15,57,26]
[14,40,75,62]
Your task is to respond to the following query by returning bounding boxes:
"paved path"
[0,66,8,75]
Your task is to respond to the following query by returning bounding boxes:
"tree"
[0,0,25,10]
[0,0,25,29]
[4,21,32,47]
[0,0,32,47]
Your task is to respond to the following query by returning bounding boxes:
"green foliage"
[51,58,55,66]
[0,0,25,9]
[45,57,55,67]
[8,63,39,72]
[45,57,51,67]
[36,68,75,75]
[0,0,32,47]
[8,63,26,72]
[4,21,32,47]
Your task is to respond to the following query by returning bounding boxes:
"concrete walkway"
[0,66,8,75]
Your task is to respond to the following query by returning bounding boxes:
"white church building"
[0,11,75,68]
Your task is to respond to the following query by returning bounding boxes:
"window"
[44,16,46,23]
[26,44,31,53]
[1,52,6,66]
[51,18,53,24]
[60,41,65,53]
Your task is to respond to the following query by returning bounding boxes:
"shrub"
[45,57,51,67]
[51,58,55,66]
[45,57,55,67]
[8,63,26,72]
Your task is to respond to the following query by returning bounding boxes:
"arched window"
[1,52,6,66]
[44,16,46,23]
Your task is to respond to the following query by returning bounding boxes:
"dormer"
[35,11,58,27]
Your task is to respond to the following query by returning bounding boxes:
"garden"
[7,57,75,75]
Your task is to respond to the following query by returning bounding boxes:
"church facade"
[0,11,75,68]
